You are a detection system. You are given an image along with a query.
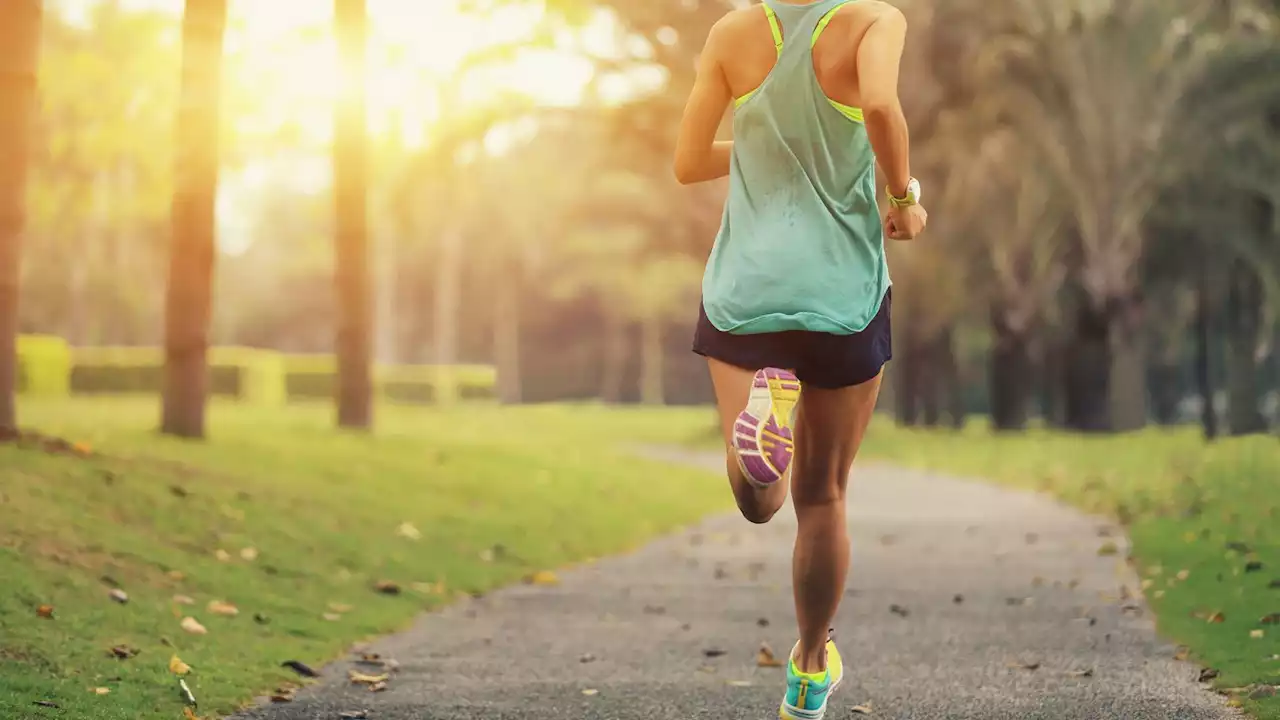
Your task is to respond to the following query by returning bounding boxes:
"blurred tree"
[161,0,226,439]
[333,0,373,428]
[0,0,42,432]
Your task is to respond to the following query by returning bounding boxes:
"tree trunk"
[1148,360,1182,426]
[1224,257,1267,435]
[493,262,521,405]
[599,309,627,403]
[1195,266,1218,440]
[332,0,373,429]
[939,327,965,429]
[0,0,41,433]
[432,226,462,403]
[161,0,226,439]
[989,309,1033,431]
[919,337,940,427]
[1109,296,1148,432]
[1040,336,1066,428]
[639,314,664,405]
[894,336,920,426]
[1065,301,1112,432]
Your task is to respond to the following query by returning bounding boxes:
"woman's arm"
[673,21,734,185]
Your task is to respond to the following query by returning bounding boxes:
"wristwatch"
[887,178,922,208]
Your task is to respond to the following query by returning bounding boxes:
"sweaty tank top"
[702,0,891,335]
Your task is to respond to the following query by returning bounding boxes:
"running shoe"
[780,635,844,720]
[731,367,801,488]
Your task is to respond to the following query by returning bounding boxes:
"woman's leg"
[789,371,883,672]
[706,357,793,524]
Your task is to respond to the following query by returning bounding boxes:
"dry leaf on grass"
[373,581,401,595]
[240,547,259,561]
[581,688,599,696]
[180,678,198,705]
[207,601,239,617]
[397,522,421,540]
[108,645,139,660]
[183,708,200,720]
[215,549,231,562]
[1261,613,1280,625]
[1250,629,1265,639]
[1207,612,1226,624]
[323,613,342,622]
[180,617,207,635]
[756,643,784,668]
[173,595,195,606]
[851,704,874,715]
[269,687,296,703]
[108,589,129,604]
[1097,541,1119,557]
[36,605,54,619]
[526,570,560,586]
[91,687,110,695]
[329,602,354,613]
[169,655,192,676]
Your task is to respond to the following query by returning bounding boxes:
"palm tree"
[0,0,41,435]
[333,0,372,428]
[161,0,227,439]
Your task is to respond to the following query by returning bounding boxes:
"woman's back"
[702,0,892,336]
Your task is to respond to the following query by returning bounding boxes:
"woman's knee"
[790,458,848,508]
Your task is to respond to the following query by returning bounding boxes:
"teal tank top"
[702,0,891,335]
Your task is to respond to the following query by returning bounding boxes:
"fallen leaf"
[581,688,599,696]
[373,581,401,595]
[757,617,770,627]
[36,605,54,619]
[338,712,370,719]
[169,655,192,676]
[173,595,195,606]
[108,588,129,604]
[726,680,752,687]
[207,601,239,617]
[579,653,597,663]
[168,570,186,581]
[889,604,910,617]
[348,670,389,685]
[953,594,965,604]
[1174,647,1191,661]
[397,522,421,540]
[1065,668,1095,678]
[91,687,110,695]
[323,613,342,622]
[851,703,874,714]
[1269,579,1280,589]
[33,701,60,708]
[254,613,270,624]
[703,648,727,658]
[1246,561,1265,573]
[1097,541,1119,556]
[1177,569,1190,581]
[479,548,495,563]
[1207,611,1226,624]
[282,660,320,678]
[1154,590,1166,599]
[1251,629,1265,639]
[1199,668,1220,682]
[240,547,259,562]
[368,681,387,693]
[180,678,197,705]
[1261,614,1280,625]
[329,603,354,613]
[214,549,231,562]
[527,570,559,586]
[1007,660,1041,671]
[180,617,208,635]
[269,687,296,703]
[183,708,199,720]
[756,642,784,668]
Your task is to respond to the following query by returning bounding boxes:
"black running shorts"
[692,287,892,389]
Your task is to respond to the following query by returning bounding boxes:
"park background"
[0,0,1278,718]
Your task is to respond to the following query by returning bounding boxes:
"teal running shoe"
[780,636,844,720]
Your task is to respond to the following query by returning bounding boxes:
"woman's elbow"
[673,157,698,185]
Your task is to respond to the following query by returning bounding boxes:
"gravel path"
[235,454,1237,720]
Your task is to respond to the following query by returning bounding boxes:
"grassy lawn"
[0,398,721,720]
[859,423,1280,719]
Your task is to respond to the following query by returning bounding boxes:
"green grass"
[859,422,1280,718]
[0,398,720,720]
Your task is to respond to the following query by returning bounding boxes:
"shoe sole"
[731,368,801,488]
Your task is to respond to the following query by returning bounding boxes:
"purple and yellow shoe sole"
[732,368,801,488]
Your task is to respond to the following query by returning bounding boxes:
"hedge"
[15,337,496,405]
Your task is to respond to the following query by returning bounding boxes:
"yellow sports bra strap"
[811,2,850,47]
[763,4,783,56]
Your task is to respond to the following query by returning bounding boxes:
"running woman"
[673,1,926,717]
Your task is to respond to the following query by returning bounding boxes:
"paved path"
[235,455,1237,720]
